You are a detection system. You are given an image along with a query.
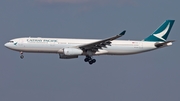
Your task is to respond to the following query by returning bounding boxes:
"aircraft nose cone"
[4,43,7,47]
[4,43,9,48]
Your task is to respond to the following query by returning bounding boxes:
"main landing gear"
[20,51,24,59]
[84,56,96,65]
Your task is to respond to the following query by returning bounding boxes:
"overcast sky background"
[0,0,180,101]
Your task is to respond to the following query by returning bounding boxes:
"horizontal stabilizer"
[155,40,175,48]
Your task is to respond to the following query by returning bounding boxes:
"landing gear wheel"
[84,58,90,62]
[20,51,24,59]
[88,59,96,65]
[84,56,92,62]
[89,61,93,65]
[20,55,24,59]
[84,55,96,65]
[92,59,96,63]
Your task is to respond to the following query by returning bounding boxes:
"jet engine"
[63,48,83,55]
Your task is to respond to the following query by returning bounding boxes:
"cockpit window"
[8,41,14,43]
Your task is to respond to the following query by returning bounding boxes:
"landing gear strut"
[84,56,96,65]
[20,51,24,59]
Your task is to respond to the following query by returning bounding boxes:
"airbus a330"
[4,20,175,65]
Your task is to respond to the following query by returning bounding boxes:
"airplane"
[4,20,175,65]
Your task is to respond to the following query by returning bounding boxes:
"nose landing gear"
[84,56,96,65]
[20,51,24,59]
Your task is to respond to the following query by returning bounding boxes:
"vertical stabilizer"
[144,20,175,42]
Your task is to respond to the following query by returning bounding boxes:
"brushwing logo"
[153,23,170,41]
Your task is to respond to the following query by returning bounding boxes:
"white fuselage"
[4,20,174,64]
[4,37,165,56]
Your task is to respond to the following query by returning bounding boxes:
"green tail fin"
[144,20,175,42]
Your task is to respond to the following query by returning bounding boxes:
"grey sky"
[0,0,180,101]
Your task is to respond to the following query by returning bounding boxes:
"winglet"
[119,30,126,36]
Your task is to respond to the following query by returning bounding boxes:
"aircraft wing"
[78,30,126,52]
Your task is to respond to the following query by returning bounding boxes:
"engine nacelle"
[59,54,78,59]
[63,48,83,55]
